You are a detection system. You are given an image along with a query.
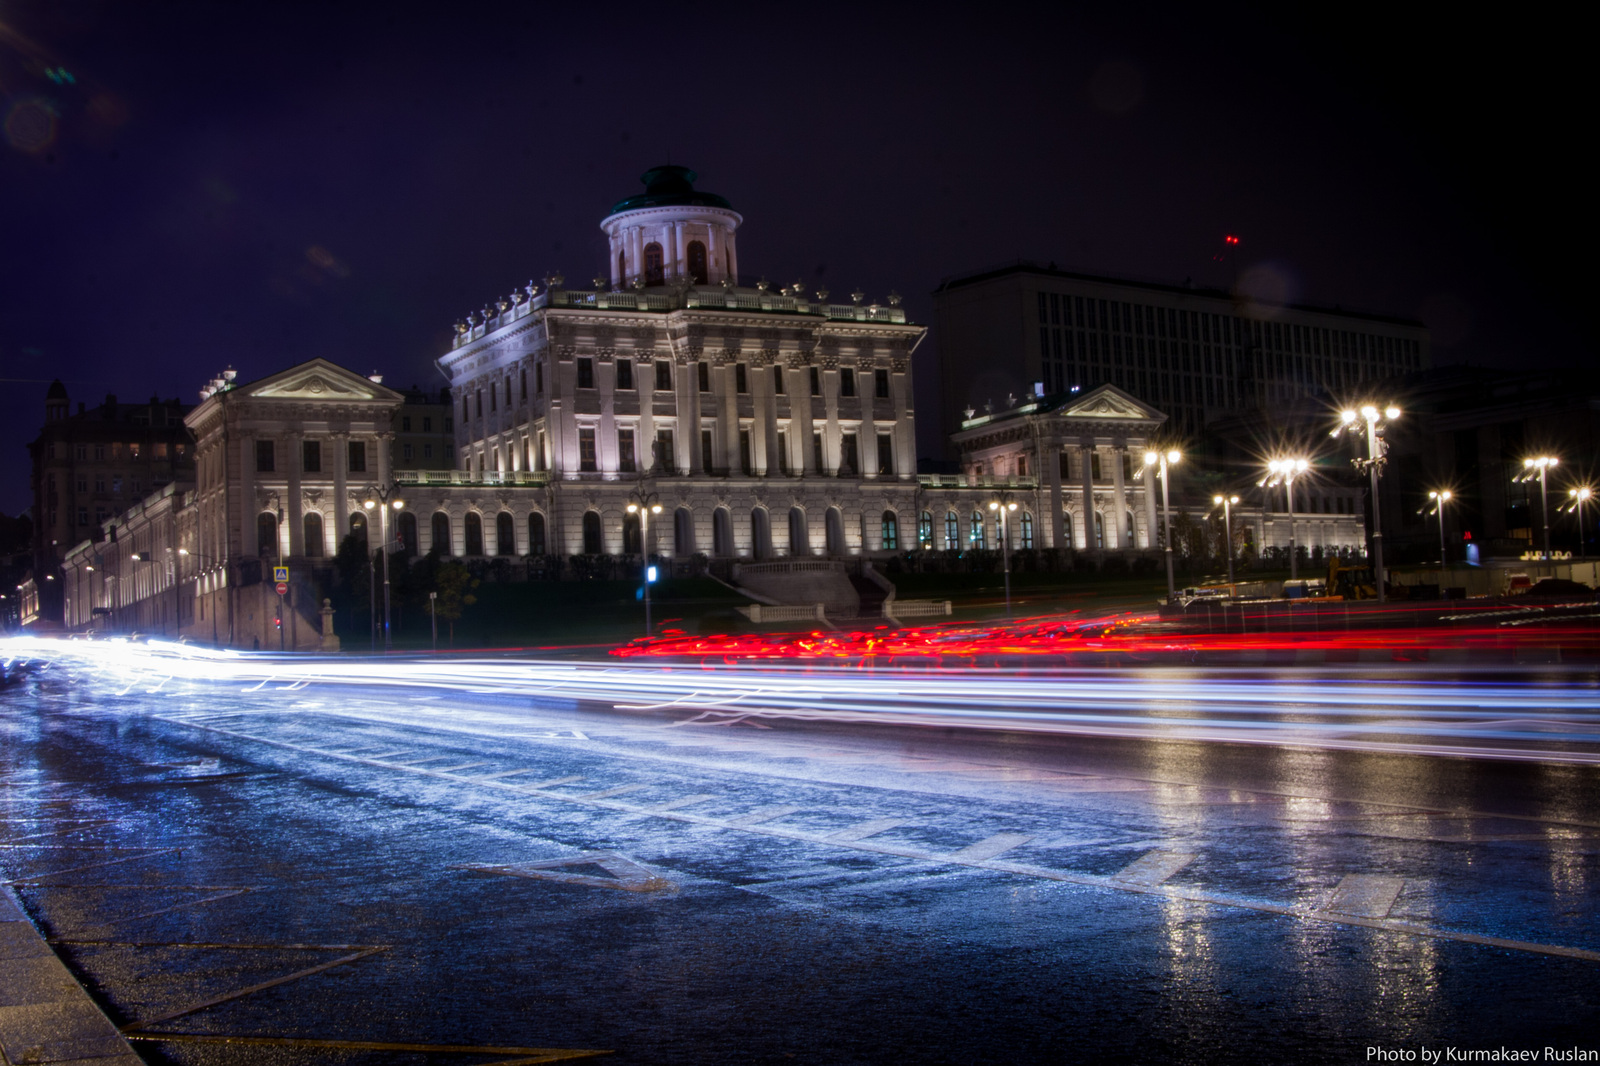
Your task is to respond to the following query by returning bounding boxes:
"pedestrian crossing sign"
[273,566,289,582]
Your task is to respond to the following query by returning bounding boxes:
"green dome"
[608,165,733,216]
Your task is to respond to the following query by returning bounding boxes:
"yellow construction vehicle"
[1328,558,1377,600]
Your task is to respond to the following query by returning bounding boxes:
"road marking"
[123,1033,609,1062]
[644,794,717,812]
[575,784,648,800]
[432,762,490,774]
[727,805,803,827]
[1114,850,1197,886]
[471,768,541,781]
[466,850,675,893]
[1323,875,1405,919]
[949,833,1033,862]
[521,775,586,789]
[391,756,456,766]
[358,750,412,760]
[826,818,907,841]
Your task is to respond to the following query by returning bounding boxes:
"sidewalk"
[0,886,139,1066]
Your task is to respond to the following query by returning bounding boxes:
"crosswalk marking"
[1114,850,1197,886]
[645,794,717,812]
[826,818,905,841]
[1322,875,1405,919]
[727,805,802,827]
[949,833,1033,862]
[522,775,586,789]
[575,784,648,800]
[471,768,540,781]
[432,762,489,774]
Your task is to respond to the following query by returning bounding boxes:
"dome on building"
[608,165,733,216]
[45,379,68,401]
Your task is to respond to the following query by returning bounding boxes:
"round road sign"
[275,582,289,596]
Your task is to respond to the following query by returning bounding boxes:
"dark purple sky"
[3,2,1590,516]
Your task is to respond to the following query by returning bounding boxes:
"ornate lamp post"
[988,494,1018,616]
[1566,486,1593,561]
[1334,404,1400,602]
[627,488,664,635]
[363,484,405,651]
[1261,458,1310,580]
[1425,490,1453,573]
[1520,456,1559,560]
[1144,448,1182,602]
[1213,494,1240,584]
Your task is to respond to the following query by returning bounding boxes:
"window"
[496,512,515,556]
[520,368,527,399]
[444,415,453,431]
[618,428,636,473]
[918,511,933,549]
[712,508,732,556]
[841,368,856,397]
[1017,454,1028,476]
[302,440,321,472]
[348,441,367,473]
[403,444,414,462]
[735,363,748,393]
[812,432,824,472]
[304,513,325,557]
[490,383,497,411]
[655,429,675,470]
[789,507,808,554]
[577,358,594,389]
[777,430,790,475]
[809,367,821,395]
[875,369,889,398]
[876,433,893,475]
[527,512,546,555]
[462,396,470,421]
[674,507,694,554]
[1020,512,1034,549]
[616,360,634,390]
[1090,452,1102,480]
[946,511,959,550]
[423,416,432,432]
[697,361,710,392]
[839,432,858,476]
[94,444,106,460]
[618,251,626,283]
[75,444,87,461]
[644,242,664,285]
[256,440,275,472]
[971,512,986,549]
[395,511,417,556]
[1094,512,1105,549]
[1063,511,1074,547]
[258,513,278,556]
[578,428,597,471]
[687,240,708,284]
[76,475,87,493]
[78,507,88,526]
[536,363,544,395]
[464,512,484,556]
[476,390,483,417]
[423,444,434,460]
[881,511,899,551]
[432,512,452,555]
[582,511,603,555]
[155,442,168,458]
[701,428,715,471]
[402,415,412,432]
[773,366,785,394]
[111,476,122,494]
[655,360,672,391]
[739,429,752,475]
[95,475,106,493]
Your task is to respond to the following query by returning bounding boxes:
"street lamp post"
[363,484,405,651]
[1426,490,1453,574]
[1568,487,1593,561]
[1522,457,1559,560]
[1334,404,1400,602]
[1213,494,1239,585]
[627,489,664,636]
[988,495,1018,616]
[1144,448,1182,602]
[1263,458,1310,580]
[429,590,438,651]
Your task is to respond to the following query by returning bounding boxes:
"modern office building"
[933,262,1430,443]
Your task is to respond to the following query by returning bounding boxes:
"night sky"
[2,2,1590,518]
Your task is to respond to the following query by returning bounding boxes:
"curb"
[0,885,141,1066]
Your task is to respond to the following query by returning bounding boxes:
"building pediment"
[242,359,401,403]
[1056,384,1164,422]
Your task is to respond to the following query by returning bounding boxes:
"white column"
[1110,446,1127,549]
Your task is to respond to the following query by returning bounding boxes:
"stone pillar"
[1110,445,1128,550]
[891,363,912,479]
[801,366,818,476]
[1144,462,1158,549]
[331,432,349,540]
[756,357,777,476]
[239,433,256,557]
[1045,436,1064,549]
[717,360,737,473]
[1079,442,1096,550]
[824,370,840,475]
[285,432,303,558]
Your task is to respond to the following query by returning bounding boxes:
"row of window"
[253,439,368,474]
[51,441,183,461]
[621,238,710,287]
[398,414,450,432]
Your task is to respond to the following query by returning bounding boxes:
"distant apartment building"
[933,262,1430,443]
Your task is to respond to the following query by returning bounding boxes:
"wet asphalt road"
[2,655,1599,1065]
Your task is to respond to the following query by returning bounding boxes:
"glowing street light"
[363,485,405,651]
[1261,457,1310,580]
[1144,448,1182,601]
[1333,403,1400,602]
[1425,490,1453,573]
[627,490,664,635]
[1565,486,1592,561]
[988,495,1019,616]
[1519,456,1559,561]
[1213,494,1240,584]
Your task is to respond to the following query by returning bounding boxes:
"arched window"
[881,511,899,551]
[622,513,642,555]
[687,240,708,285]
[1093,512,1105,549]
[1125,510,1136,547]
[303,512,325,558]
[970,511,986,550]
[431,512,452,555]
[582,511,603,555]
[1020,512,1034,550]
[1062,511,1074,549]
[528,512,546,556]
[788,507,808,555]
[397,511,418,557]
[674,507,695,555]
[712,507,733,557]
[751,508,771,560]
[825,507,845,556]
[945,511,960,551]
[496,512,515,556]
[257,512,279,557]
[644,242,664,285]
[617,250,626,286]
[464,512,484,556]
[918,511,933,549]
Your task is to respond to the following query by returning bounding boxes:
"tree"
[431,560,478,646]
